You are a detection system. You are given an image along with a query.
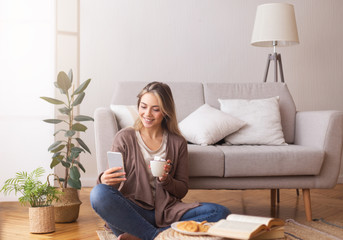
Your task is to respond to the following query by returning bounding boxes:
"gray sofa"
[94,81,343,221]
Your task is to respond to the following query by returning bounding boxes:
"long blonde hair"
[133,82,182,137]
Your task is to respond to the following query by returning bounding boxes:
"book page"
[208,219,267,239]
[226,214,275,227]
[253,227,285,240]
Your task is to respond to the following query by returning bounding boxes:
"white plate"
[171,221,210,236]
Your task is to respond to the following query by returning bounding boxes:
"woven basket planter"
[29,206,55,233]
[54,188,82,223]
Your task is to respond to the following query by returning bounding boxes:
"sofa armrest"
[94,107,119,175]
[295,110,343,187]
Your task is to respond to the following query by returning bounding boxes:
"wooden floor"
[1,184,343,239]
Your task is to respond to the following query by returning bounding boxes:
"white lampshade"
[251,3,299,47]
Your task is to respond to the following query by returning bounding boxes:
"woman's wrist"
[158,174,171,185]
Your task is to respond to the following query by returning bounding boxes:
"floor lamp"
[251,3,299,83]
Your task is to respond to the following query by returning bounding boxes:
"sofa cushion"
[110,105,138,129]
[219,97,286,145]
[179,104,246,145]
[204,83,296,143]
[216,145,324,177]
[188,144,225,177]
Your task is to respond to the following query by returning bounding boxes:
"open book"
[207,214,285,240]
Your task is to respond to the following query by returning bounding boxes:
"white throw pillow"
[218,97,286,145]
[178,104,246,146]
[110,105,139,129]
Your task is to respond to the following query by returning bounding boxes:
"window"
[0,0,55,201]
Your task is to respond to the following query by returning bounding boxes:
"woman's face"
[139,92,164,130]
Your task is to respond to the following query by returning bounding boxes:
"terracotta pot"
[54,188,82,223]
[29,205,55,233]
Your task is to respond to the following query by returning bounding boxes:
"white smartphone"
[107,151,125,178]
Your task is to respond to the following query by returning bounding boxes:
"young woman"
[90,82,230,240]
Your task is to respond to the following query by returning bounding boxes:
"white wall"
[55,0,82,184]
[0,0,55,201]
[77,0,343,185]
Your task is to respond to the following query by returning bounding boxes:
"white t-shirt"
[135,130,167,197]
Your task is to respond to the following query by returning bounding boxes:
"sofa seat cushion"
[188,144,224,177]
[216,145,324,177]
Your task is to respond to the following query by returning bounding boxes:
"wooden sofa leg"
[270,189,277,208]
[277,189,280,203]
[302,189,312,221]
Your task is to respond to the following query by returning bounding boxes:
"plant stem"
[64,89,72,188]
[65,85,77,188]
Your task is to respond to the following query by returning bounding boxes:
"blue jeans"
[90,184,230,240]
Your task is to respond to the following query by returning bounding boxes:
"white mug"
[150,160,166,177]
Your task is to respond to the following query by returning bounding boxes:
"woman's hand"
[158,159,172,182]
[100,167,126,186]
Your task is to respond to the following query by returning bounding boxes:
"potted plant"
[40,69,93,222]
[0,167,62,233]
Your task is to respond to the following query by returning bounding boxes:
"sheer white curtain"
[0,0,55,201]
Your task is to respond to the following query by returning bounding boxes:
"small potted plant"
[0,167,62,233]
[40,69,93,222]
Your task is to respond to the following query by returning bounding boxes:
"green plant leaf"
[33,167,45,177]
[68,69,73,83]
[53,129,66,136]
[71,147,85,154]
[76,138,91,154]
[72,92,85,106]
[48,141,62,151]
[70,166,80,180]
[67,178,81,189]
[50,158,61,168]
[72,79,91,96]
[0,167,62,207]
[43,119,63,124]
[57,71,72,92]
[53,152,61,157]
[74,115,94,122]
[67,150,80,162]
[40,97,64,105]
[51,144,65,153]
[52,154,64,161]
[65,130,76,137]
[54,82,66,94]
[72,123,87,132]
[74,160,86,173]
[61,160,71,168]
[58,107,71,115]
[66,156,72,163]
[69,151,80,161]
[59,178,65,182]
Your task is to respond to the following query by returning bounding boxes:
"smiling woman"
[0,0,55,201]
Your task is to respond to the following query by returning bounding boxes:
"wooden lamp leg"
[302,189,312,221]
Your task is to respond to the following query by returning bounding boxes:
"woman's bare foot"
[117,233,141,240]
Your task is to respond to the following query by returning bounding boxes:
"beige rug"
[97,229,118,240]
[284,218,343,240]
[97,218,343,240]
